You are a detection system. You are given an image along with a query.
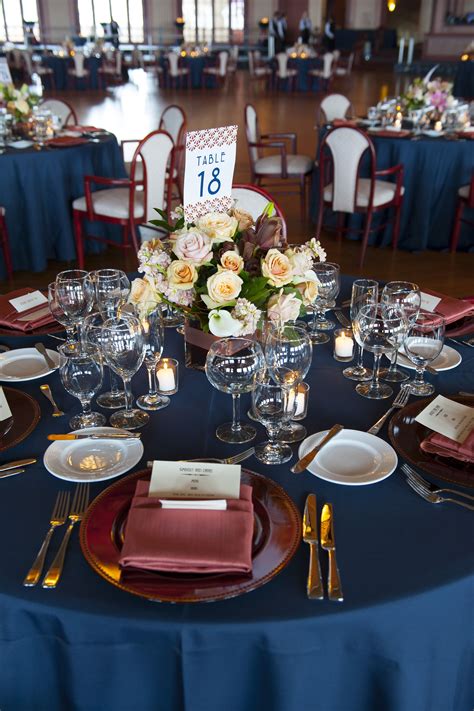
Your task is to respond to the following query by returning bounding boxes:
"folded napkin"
[47,136,89,148]
[119,481,254,574]
[369,129,411,138]
[422,289,474,326]
[65,125,102,133]
[0,289,56,332]
[332,118,358,128]
[420,429,474,464]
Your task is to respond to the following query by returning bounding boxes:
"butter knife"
[302,494,324,600]
[47,433,141,440]
[35,342,57,370]
[320,503,344,602]
[291,424,344,474]
[0,468,26,479]
[0,458,36,473]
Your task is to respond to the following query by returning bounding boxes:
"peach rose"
[128,277,158,306]
[231,207,254,231]
[295,278,318,306]
[220,251,244,273]
[196,212,238,242]
[206,270,243,305]
[261,249,293,287]
[167,260,198,290]
[172,229,212,265]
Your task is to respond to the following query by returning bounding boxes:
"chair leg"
[359,211,373,268]
[392,199,403,251]
[300,175,307,221]
[73,210,85,269]
[0,215,13,279]
[450,199,464,253]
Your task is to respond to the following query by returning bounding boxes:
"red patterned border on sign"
[186,125,238,152]
[185,196,233,221]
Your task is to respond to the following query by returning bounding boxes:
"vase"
[183,320,219,370]
[12,118,32,139]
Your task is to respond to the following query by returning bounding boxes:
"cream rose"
[284,247,313,277]
[261,249,293,287]
[128,277,158,306]
[205,270,243,306]
[231,207,254,231]
[196,212,238,243]
[167,260,198,290]
[295,279,318,306]
[267,292,302,324]
[172,229,212,265]
[220,251,244,273]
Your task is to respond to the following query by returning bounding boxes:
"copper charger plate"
[80,468,301,603]
[389,395,473,489]
[0,387,41,452]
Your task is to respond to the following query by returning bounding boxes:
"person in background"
[109,18,120,49]
[277,12,288,50]
[323,15,336,52]
[299,11,312,45]
[269,11,282,54]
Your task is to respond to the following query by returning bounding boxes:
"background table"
[310,131,474,251]
[0,276,473,711]
[453,60,474,99]
[287,57,322,91]
[0,136,126,279]
[40,55,102,90]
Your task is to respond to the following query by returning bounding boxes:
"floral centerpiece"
[402,77,454,114]
[130,204,326,338]
[0,83,39,122]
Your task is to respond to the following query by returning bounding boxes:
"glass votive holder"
[291,382,309,421]
[156,358,179,395]
[333,328,354,362]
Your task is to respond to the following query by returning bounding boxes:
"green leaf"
[148,219,173,232]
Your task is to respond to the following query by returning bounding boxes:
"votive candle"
[156,358,179,394]
[334,329,354,362]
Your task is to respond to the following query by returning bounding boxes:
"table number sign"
[183,125,238,222]
[0,58,12,85]
[415,395,474,444]
[0,387,12,422]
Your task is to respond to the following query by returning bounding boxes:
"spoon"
[39,384,64,417]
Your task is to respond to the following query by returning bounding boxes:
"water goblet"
[58,342,105,429]
[133,304,170,412]
[343,278,378,382]
[82,312,127,409]
[101,315,148,429]
[55,270,94,342]
[379,281,421,383]
[306,262,340,344]
[252,381,296,465]
[404,312,445,396]
[205,338,265,444]
[90,269,130,319]
[47,282,76,343]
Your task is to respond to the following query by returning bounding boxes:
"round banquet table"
[0,276,473,711]
[277,57,323,91]
[310,130,474,251]
[40,54,102,90]
[0,135,127,279]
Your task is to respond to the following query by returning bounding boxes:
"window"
[77,0,144,44]
[0,0,39,43]
[182,0,245,44]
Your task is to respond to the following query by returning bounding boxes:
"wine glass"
[404,312,445,396]
[343,279,378,382]
[307,262,340,344]
[205,338,265,444]
[82,312,127,409]
[90,269,130,319]
[264,324,312,443]
[55,270,94,342]
[353,304,407,400]
[134,304,169,412]
[101,315,148,429]
[252,381,296,464]
[380,281,421,383]
[47,282,76,343]
[58,342,105,429]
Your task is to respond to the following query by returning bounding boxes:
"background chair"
[335,52,355,77]
[0,207,13,280]
[98,51,122,87]
[316,125,404,266]
[274,53,297,91]
[72,130,174,267]
[232,184,287,240]
[202,51,229,88]
[245,103,313,219]
[248,50,272,88]
[166,53,189,88]
[39,98,77,128]
[68,53,90,89]
[450,172,474,252]
[317,93,354,125]
[308,52,335,92]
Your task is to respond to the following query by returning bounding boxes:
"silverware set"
[23,483,90,588]
[401,464,474,512]
[0,458,36,479]
[303,494,343,601]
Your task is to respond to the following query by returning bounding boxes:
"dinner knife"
[291,424,344,474]
[302,494,324,600]
[0,458,36,473]
[0,468,26,479]
[35,342,57,370]
[320,503,344,602]
[47,433,141,440]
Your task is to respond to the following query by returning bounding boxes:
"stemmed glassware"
[58,342,105,429]
[91,269,130,319]
[55,270,94,343]
[252,381,297,465]
[379,281,421,383]
[353,304,408,400]
[134,304,169,412]
[404,312,445,396]
[47,282,76,344]
[101,315,148,429]
[82,312,127,409]
[306,262,340,344]
[205,337,265,444]
[343,279,378,382]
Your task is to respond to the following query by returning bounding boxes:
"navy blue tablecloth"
[0,276,473,711]
[288,57,322,91]
[41,55,102,90]
[310,131,474,251]
[0,136,127,278]
[453,60,474,99]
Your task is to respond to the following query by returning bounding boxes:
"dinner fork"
[23,490,70,587]
[146,447,255,468]
[367,385,411,435]
[401,463,474,502]
[42,483,90,589]
[403,472,474,511]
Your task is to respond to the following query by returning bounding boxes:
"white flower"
[284,246,313,276]
[267,291,302,324]
[170,205,184,221]
[306,238,327,262]
[196,212,238,243]
[204,270,243,307]
[231,298,261,336]
[208,309,242,337]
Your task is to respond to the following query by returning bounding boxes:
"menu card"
[415,395,474,444]
[9,290,48,313]
[149,460,241,500]
[0,387,12,422]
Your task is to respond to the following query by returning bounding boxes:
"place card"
[9,290,47,314]
[420,292,442,312]
[159,499,227,510]
[0,387,12,422]
[149,460,241,500]
[183,125,237,222]
[415,395,474,444]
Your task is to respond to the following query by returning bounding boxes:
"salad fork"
[367,385,410,435]
[403,472,474,511]
[401,463,474,502]
[23,490,70,587]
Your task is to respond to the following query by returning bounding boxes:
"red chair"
[231,184,287,241]
[316,126,404,267]
[72,130,174,268]
[450,173,474,252]
[0,208,13,280]
[40,99,77,128]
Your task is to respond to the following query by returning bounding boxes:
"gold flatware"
[146,447,256,468]
[47,433,141,440]
[291,424,344,474]
[320,503,344,602]
[23,490,70,587]
[0,468,25,479]
[40,384,65,417]
[34,342,57,370]
[0,458,36,473]
[302,494,324,600]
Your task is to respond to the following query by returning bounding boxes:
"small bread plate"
[297,428,398,485]
[44,427,144,482]
[396,345,462,372]
[0,347,59,382]
[422,129,444,138]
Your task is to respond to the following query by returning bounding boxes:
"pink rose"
[173,229,213,265]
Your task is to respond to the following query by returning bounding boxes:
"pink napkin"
[420,429,474,464]
[422,289,474,326]
[0,289,56,332]
[333,119,358,127]
[119,481,254,574]
[369,129,411,138]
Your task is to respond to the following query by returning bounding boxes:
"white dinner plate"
[396,345,462,372]
[43,427,144,482]
[0,347,59,382]
[9,140,34,149]
[422,130,444,138]
[297,429,398,485]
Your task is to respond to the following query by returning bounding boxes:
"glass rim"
[58,342,101,357]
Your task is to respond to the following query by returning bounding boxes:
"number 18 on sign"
[183,125,238,222]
